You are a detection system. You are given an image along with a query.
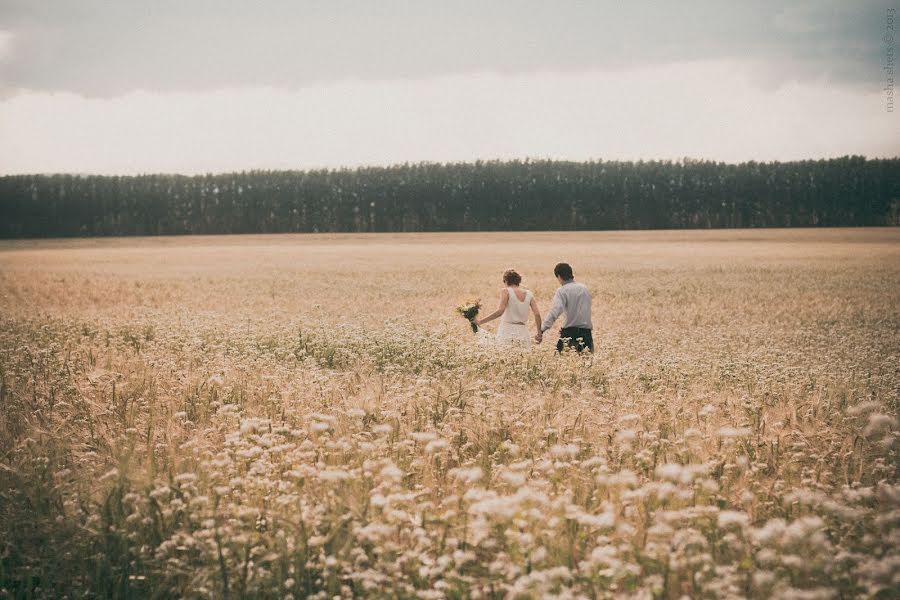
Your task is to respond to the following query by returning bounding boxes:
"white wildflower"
[318,468,351,482]
[549,443,579,459]
[717,510,749,529]
[410,431,437,443]
[864,413,897,437]
[448,466,483,484]
[424,438,448,454]
[379,462,404,482]
[847,400,880,416]
[501,440,520,456]
[699,404,717,417]
[717,426,752,438]
[499,470,527,487]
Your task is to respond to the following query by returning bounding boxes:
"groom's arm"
[541,290,565,332]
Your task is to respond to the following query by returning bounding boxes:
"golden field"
[1,228,898,599]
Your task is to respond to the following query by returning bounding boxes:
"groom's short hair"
[554,263,574,280]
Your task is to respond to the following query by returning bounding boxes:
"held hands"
[534,331,543,344]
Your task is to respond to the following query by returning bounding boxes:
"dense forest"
[1,156,898,237]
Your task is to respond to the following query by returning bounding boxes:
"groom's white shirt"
[541,279,592,332]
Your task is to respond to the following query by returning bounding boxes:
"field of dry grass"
[1,228,898,599]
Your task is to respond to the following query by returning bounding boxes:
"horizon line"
[3,154,898,179]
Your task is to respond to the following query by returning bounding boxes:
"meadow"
[0,229,898,599]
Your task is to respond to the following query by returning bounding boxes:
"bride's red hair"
[502,269,522,286]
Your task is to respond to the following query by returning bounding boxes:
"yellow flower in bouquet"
[456,300,481,333]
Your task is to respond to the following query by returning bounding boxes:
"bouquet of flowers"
[456,300,481,333]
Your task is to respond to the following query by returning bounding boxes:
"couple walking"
[474,262,593,353]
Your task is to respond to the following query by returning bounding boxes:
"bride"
[474,269,543,349]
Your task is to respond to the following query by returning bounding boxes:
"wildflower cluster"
[0,231,898,598]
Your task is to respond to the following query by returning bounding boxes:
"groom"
[536,262,594,353]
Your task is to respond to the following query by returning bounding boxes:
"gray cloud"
[0,0,890,97]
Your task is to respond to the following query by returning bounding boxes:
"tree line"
[0,156,898,238]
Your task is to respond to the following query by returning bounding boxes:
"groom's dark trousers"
[557,327,594,353]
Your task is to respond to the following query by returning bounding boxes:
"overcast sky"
[0,1,896,174]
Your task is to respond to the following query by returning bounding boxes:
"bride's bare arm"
[475,289,509,326]
[530,296,542,330]
[530,295,543,341]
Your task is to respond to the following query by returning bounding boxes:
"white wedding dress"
[494,287,533,349]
